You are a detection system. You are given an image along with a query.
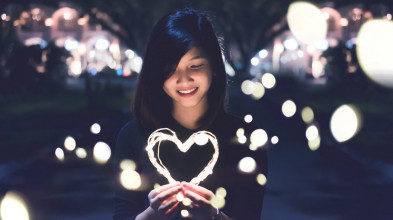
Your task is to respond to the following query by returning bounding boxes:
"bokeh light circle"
[301,107,314,124]
[216,187,227,198]
[194,133,209,146]
[64,136,76,151]
[93,142,111,164]
[55,148,64,161]
[261,73,276,89]
[238,157,257,173]
[282,100,297,117]
[256,173,267,186]
[330,105,362,142]
[120,159,137,171]
[306,125,319,141]
[90,123,101,134]
[287,2,328,45]
[211,195,226,209]
[308,135,321,151]
[271,136,279,144]
[181,210,190,217]
[241,80,255,95]
[357,19,393,88]
[120,170,141,190]
[251,82,265,100]
[250,129,268,147]
[244,114,253,123]
[0,191,30,220]
[75,148,87,159]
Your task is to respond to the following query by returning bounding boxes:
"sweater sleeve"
[113,120,149,220]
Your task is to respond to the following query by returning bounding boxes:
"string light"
[146,128,219,185]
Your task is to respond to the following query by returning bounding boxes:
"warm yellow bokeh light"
[301,107,314,124]
[249,144,258,151]
[75,148,87,159]
[250,129,268,147]
[261,73,276,89]
[357,19,393,88]
[0,191,30,220]
[181,210,190,217]
[251,82,265,100]
[287,2,328,45]
[244,114,253,123]
[282,100,297,117]
[90,123,101,134]
[93,142,111,164]
[210,196,226,209]
[241,80,255,95]
[305,125,319,141]
[216,187,227,198]
[182,197,192,206]
[236,128,245,138]
[176,192,184,202]
[45,18,53,26]
[64,136,76,151]
[312,60,324,78]
[238,135,247,144]
[308,135,321,151]
[330,105,362,142]
[55,147,64,161]
[120,170,142,190]
[120,159,136,171]
[256,173,267,186]
[238,157,257,173]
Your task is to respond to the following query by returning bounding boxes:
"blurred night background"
[1,0,393,219]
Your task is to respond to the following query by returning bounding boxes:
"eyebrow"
[189,55,208,61]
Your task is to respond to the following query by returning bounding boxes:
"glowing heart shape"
[146,128,219,185]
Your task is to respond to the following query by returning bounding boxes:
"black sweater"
[113,112,268,220]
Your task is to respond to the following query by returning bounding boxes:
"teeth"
[178,88,197,94]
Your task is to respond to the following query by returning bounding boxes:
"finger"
[151,185,182,207]
[158,198,178,212]
[149,182,180,199]
[184,188,211,207]
[182,182,214,200]
[164,200,181,215]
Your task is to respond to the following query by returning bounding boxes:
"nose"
[175,70,194,84]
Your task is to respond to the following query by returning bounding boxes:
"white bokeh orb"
[330,105,362,142]
[287,2,328,45]
[357,19,393,88]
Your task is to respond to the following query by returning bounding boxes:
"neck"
[172,103,208,130]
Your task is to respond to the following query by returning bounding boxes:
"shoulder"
[116,119,146,149]
[117,119,143,139]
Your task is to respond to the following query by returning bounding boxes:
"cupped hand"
[148,182,182,219]
[181,181,216,220]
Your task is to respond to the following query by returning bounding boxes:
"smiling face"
[163,47,213,113]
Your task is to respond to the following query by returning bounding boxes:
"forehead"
[179,47,208,63]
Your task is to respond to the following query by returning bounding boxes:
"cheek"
[205,72,213,89]
[163,80,172,96]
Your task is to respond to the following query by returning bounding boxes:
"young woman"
[114,8,267,220]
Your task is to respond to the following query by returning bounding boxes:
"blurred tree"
[43,41,70,92]
[1,0,392,80]
[69,0,292,77]
[6,44,42,92]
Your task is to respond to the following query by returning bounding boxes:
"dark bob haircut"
[133,8,227,133]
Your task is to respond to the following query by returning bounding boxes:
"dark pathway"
[1,82,393,220]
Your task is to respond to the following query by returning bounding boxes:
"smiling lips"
[177,87,198,97]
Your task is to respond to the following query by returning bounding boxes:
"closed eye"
[190,64,205,69]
